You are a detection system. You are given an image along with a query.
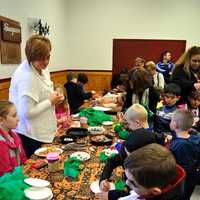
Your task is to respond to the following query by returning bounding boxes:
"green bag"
[0,166,29,200]
[79,108,112,126]
[64,157,81,179]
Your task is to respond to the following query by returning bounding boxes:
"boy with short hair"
[98,104,165,200]
[96,144,185,200]
[124,104,149,131]
[154,83,181,134]
[169,109,200,200]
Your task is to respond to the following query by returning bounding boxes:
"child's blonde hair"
[125,103,148,122]
[145,61,156,72]
[0,101,14,118]
[173,109,193,131]
[54,84,68,111]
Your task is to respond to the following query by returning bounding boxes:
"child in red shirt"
[0,101,26,176]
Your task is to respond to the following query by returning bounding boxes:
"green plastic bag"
[64,157,81,179]
[79,108,112,126]
[0,166,29,200]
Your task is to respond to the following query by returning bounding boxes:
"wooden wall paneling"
[0,79,10,100]
[50,70,67,86]
[67,71,112,92]
[0,70,112,100]
[1,41,21,64]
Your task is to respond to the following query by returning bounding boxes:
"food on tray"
[88,126,105,135]
[91,135,111,143]
[35,147,63,157]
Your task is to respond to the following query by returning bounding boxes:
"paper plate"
[90,180,115,193]
[70,151,90,161]
[102,121,113,126]
[71,113,80,118]
[34,147,63,157]
[24,178,50,187]
[93,106,112,112]
[24,187,53,200]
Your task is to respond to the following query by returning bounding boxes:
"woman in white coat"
[9,35,63,157]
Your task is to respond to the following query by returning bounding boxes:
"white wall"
[0,0,200,78]
[0,0,69,79]
[66,0,200,70]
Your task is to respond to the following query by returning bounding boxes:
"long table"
[24,127,123,200]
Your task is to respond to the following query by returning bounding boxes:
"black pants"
[18,134,44,158]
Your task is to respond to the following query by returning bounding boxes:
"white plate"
[102,121,113,126]
[93,106,112,112]
[88,126,105,135]
[70,151,90,161]
[34,147,63,157]
[71,113,79,118]
[24,178,50,187]
[24,187,53,200]
[90,180,115,193]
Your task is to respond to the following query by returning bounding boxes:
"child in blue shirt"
[154,83,181,134]
[169,109,200,200]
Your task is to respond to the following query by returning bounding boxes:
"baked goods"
[90,135,113,145]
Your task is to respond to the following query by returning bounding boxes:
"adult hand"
[95,192,109,200]
[194,83,200,91]
[99,180,111,192]
[49,91,64,105]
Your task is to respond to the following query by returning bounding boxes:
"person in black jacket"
[171,46,200,104]
[99,129,165,200]
[64,73,93,114]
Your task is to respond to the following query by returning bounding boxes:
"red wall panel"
[112,39,186,74]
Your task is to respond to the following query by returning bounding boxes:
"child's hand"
[95,192,108,200]
[99,180,111,192]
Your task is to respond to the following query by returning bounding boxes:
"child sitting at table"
[154,83,181,134]
[96,144,185,200]
[99,104,165,199]
[169,109,200,200]
[0,101,27,176]
[54,84,71,132]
